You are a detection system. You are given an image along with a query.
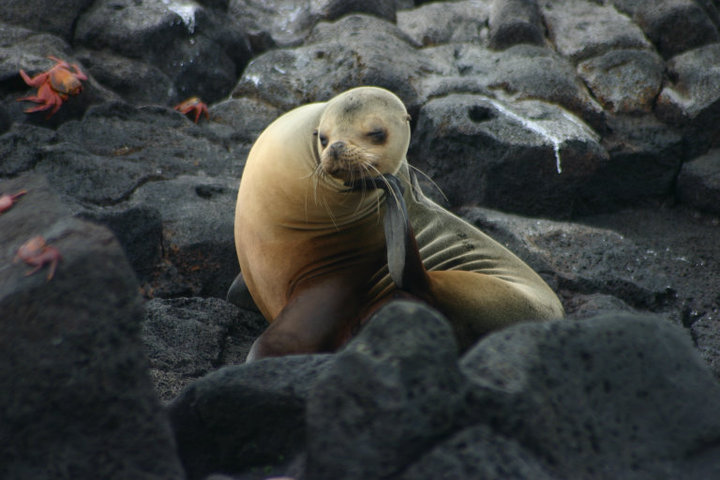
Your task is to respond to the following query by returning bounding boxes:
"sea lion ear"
[405,114,411,122]
[312,129,318,136]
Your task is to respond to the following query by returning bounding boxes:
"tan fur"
[234,87,564,356]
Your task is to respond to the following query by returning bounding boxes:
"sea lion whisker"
[321,195,340,229]
[312,168,321,206]
[363,164,383,220]
[313,162,333,207]
[409,164,448,202]
[355,163,376,214]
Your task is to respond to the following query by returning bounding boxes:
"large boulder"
[166,302,720,479]
[0,0,94,41]
[418,43,606,129]
[488,0,545,50]
[228,0,401,48]
[542,0,651,62]
[231,14,439,111]
[614,0,719,59]
[75,0,252,103]
[305,301,466,479]
[169,355,334,480]
[578,49,664,114]
[397,0,490,46]
[9,101,245,298]
[460,312,720,479]
[143,297,265,401]
[0,173,185,479]
[656,43,720,153]
[409,93,607,217]
[677,148,720,215]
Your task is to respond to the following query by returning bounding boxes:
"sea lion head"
[314,87,411,185]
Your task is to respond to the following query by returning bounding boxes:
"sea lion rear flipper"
[226,272,260,312]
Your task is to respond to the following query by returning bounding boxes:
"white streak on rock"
[486,98,599,174]
[162,0,198,34]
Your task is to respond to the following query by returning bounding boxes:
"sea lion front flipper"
[226,272,260,312]
[379,174,407,286]
[376,174,431,298]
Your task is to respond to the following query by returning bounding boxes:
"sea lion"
[231,86,564,361]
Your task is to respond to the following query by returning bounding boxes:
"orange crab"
[174,96,209,123]
[14,236,62,280]
[0,190,26,214]
[17,55,88,119]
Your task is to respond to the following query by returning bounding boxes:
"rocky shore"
[2,0,720,479]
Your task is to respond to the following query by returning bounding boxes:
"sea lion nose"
[330,141,346,154]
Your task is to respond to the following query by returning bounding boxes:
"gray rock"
[4,1,720,477]
[616,0,719,58]
[0,0,94,41]
[689,312,720,385]
[488,0,545,50]
[656,42,720,130]
[34,101,241,205]
[397,424,556,480]
[232,14,439,111]
[564,293,636,320]
[578,49,664,114]
[304,12,419,46]
[74,48,177,106]
[168,355,334,480]
[228,0,401,49]
[313,0,398,22]
[697,0,720,28]
[0,23,65,84]
[0,104,11,135]
[594,114,685,208]
[0,123,56,177]
[542,0,651,62]
[677,148,720,215]
[126,175,239,299]
[306,301,466,480]
[6,100,246,297]
[1,37,119,126]
[228,0,319,48]
[397,0,490,46]
[460,312,720,479]
[75,0,251,103]
[207,97,281,144]
[580,205,720,380]
[419,43,605,129]
[409,93,607,217]
[166,307,720,479]
[143,297,265,401]
[457,206,676,310]
[0,173,185,480]
[79,205,164,282]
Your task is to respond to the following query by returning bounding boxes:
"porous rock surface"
[2,0,720,479]
[0,174,185,479]
[169,301,720,480]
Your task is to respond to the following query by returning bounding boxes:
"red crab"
[17,55,88,119]
[14,236,62,281]
[174,96,209,123]
[0,190,26,213]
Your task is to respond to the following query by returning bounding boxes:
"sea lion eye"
[314,130,329,148]
[367,129,386,144]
